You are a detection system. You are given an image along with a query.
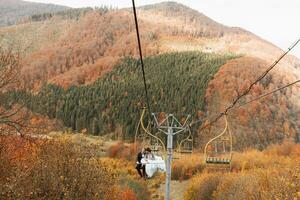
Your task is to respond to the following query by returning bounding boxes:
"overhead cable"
[132,0,152,114]
[192,79,300,130]
[191,38,300,128]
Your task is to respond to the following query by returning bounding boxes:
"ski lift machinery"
[135,107,194,155]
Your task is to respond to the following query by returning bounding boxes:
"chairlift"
[204,115,233,170]
[134,107,166,154]
[177,126,193,154]
[134,107,167,178]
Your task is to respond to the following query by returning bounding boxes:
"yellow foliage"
[172,153,205,181]
[184,141,300,200]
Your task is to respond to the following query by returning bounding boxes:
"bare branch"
[0,46,23,135]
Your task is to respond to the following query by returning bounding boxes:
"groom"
[135,148,147,178]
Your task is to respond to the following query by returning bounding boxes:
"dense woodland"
[6,52,234,141]
[28,6,115,22]
[1,2,299,150]
[1,2,300,199]
[201,57,300,150]
[3,51,300,150]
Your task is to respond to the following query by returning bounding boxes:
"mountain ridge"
[0,0,69,27]
[1,1,298,89]
[0,1,299,149]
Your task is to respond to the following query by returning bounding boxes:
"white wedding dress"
[141,155,166,178]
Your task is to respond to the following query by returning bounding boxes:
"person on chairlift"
[145,147,155,160]
[135,148,146,178]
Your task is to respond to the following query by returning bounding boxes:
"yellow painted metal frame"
[204,115,233,165]
[177,125,193,153]
[134,107,166,152]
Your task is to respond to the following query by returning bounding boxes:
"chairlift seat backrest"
[204,115,233,167]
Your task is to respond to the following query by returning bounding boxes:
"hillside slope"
[1,2,299,149]
[0,0,69,27]
[1,2,299,90]
[5,53,300,149]
[201,57,300,149]
[7,52,234,139]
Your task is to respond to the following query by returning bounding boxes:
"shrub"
[184,141,300,200]
[108,142,136,161]
[184,173,222,200]
[0,137,121,200]
[212,173,261,200]
[120,187,138,200]
[265,140,300,158]
[172,154,205,181]
[257,168,300,200]
[119,176,151,200]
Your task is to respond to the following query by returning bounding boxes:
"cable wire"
[192,79,300,131]
[191,38,300,128]
[223,38,300,114]
[234,79,300,109]
[132,0,152,114]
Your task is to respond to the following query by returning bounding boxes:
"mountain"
[0,0,69,27]
[1,2,299,149]
[1,1,299,89]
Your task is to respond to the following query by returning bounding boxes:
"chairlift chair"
[177,126,193,154]
[204,115,233,170]
[134,107,166,155]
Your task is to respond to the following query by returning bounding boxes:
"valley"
[0,1,299,200]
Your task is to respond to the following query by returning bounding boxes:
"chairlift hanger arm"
[140,108,166,151]
[157,126,187,130]
[182,115,191,127]
[204,115,229,158]
[152,113,168,127]
[178,125,193,153]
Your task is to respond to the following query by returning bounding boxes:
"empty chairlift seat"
[204,115,233,169]
[177,127,193,154]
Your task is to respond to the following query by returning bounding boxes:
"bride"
[141,148,166,178]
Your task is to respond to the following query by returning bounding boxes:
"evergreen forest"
[6,52,235,139]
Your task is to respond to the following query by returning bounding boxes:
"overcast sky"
[26,0,300,58]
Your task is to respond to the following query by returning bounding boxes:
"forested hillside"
[5,52,300,149]
[0,0,69,27]
[6,52,234,140]
[2,2,298,91]
[0,2,299,150]
[200,57,300,150]
[1,2,300,199]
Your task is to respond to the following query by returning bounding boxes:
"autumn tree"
[0,47,25,135]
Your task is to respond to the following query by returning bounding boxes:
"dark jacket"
[137,152,143,164]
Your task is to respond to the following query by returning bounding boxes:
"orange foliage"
[107,142,136,161]
[20,10,160,90]
[121,188,138,200]
[185,141,300,200]
[0,136,123,200]
[204,56,299,150]
[172,154,205,181]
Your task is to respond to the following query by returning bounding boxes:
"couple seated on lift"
[135,147,155,178]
